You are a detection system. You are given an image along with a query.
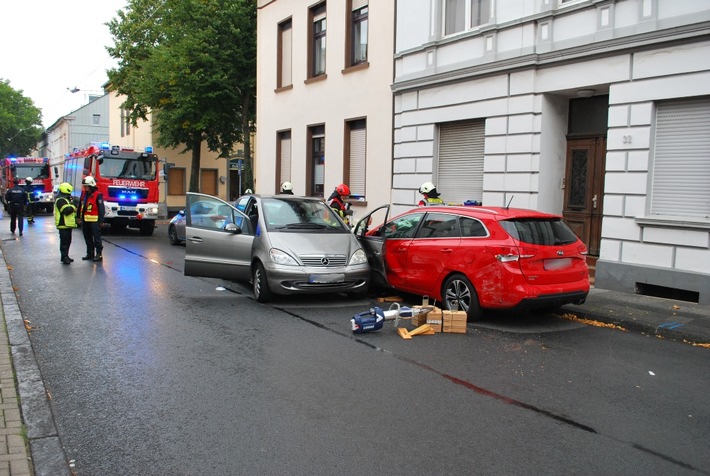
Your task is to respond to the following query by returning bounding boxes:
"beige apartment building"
[256,0,394,218]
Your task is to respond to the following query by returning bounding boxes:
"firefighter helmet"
[335,183,350,196]
[25,177,33,184]
[419,182,436,194]
[59,182,73,194]
[83,176,97,187]
[280,181,293,193]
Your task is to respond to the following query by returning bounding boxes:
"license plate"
[544,258,572,270]
[120,206,135,211]
[309,274,345,284]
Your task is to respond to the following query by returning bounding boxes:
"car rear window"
[500,218,578,245]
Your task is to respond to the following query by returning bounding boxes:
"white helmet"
[25,177,33,184]
[83,176,97,187]
[280,181,293,192]
[419,182,436,194]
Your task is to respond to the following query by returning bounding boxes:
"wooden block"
[426,307,443,332]
[409,324,434,336]
[397,327,412,339]
[377,296,403,302]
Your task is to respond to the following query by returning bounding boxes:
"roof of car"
[412,205,561,220]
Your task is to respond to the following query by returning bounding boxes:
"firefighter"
[327,183,353,226]
[54,182,78,265]
[5,177,28,236]
[280,181,294,195]
[24,177,36,224]
[418,182,444,206]
[77,176,105,262]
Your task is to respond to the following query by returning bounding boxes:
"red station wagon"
[354,205,590,320]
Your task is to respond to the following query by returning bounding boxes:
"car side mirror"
[224,223,242,235]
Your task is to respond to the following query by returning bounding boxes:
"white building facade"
[42,94,109,188]
[256,0,395,217]
[394,0,710,303]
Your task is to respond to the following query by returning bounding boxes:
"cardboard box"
[442,310,467,334]
[426,307,443,332]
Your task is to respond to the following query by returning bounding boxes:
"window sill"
[635,215,710,231]
[304,74,327,85]
[274,84,293,93]
[341,62,369,74]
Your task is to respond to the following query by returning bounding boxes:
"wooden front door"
[562,138,606,256]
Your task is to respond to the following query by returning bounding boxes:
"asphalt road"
[2,215,709,476]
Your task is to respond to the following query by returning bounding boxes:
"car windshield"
[500,218,579,245]
[262,197,349,232]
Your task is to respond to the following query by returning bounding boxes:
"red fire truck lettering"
[113,180,146,187]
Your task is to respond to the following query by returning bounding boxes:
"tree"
[106,0,256,193]
[0,79,43,157]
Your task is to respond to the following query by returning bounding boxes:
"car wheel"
[443,274,482,321]
[253,262,274,303]
[168,225,180,245]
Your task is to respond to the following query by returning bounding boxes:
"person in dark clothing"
[54,182,78,264]
[24,177,36,224]
[5,178,28,235]
[76,176,105,262]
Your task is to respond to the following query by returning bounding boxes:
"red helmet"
[335,183,350,196]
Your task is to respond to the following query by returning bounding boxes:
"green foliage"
[0,79,43,157]
[106,0,256,193]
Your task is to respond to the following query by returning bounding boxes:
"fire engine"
[63,143,160,236]
[1,157,55,213]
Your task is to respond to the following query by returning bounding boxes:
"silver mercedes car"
[183,193,371,302]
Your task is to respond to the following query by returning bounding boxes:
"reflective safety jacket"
[78,188,104,223]
[418,196,444,206]
[54,195,77,229]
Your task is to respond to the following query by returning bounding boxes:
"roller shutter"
[651,98,710,217]
[279,132,291,184]
[437,120,484,205]
[349,121,366,196]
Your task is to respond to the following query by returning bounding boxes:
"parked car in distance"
[183,193,371,302]
[168,210,186,245]
[354,205,590,320]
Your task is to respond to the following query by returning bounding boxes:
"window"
[307,125,325,197]
[277,19,292,88]
[277,130,292,191]
[345,119,366,198]
[444,0,490,36]
[120,108,131,137]
[92,114,101,125]
[650,97,710,218]
[349,1,368,66]
[309,3,326,77]
[200,168,218,196]
[460,217,488,237]
[417,213,460,239]
[167,167,186,196]
[437,120,485,205]
[384,213,425,239]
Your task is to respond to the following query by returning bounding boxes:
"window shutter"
[349,125,367,196]
[651,98,710,217]
[279,133,292,184]
[281,25,292,87]
[437,120,485,205]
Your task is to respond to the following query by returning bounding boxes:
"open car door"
[184,192,255,282]
[353,205,390,288]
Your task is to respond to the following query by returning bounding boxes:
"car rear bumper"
[515,290,589,310]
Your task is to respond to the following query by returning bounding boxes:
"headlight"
[149,207,159,214]
[270,248,299,266]
[349,249,368,265]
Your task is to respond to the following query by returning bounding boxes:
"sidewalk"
[0,247,70,476]
[0,239,708,476]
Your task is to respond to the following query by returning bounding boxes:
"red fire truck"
[1,157,55,213]
[63,143,160,236]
